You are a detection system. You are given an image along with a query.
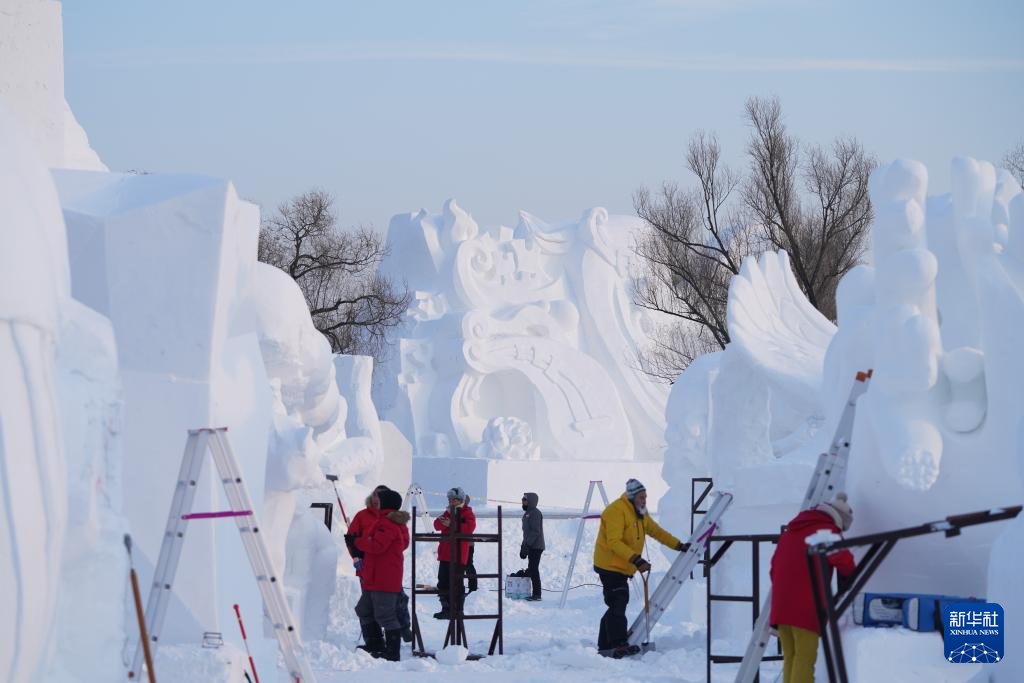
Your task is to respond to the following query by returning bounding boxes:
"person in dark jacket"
[433,486,476,619]
[770,493,856,683]
[344,486,414,645]
[520,492,545,600]
[353,489,410,661]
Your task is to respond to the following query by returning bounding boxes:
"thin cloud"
[73,44,1024,73]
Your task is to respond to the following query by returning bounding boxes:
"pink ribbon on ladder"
[182,510,252,520]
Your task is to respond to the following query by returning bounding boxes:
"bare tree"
[1003,141,1024,186]
[633,96,875,381]
[258,190,410,362]
[743,96,875,320]
[633,132,757,381]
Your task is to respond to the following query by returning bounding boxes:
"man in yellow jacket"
[593,478,687,657]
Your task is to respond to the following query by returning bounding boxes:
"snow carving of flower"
[474,416,541,460]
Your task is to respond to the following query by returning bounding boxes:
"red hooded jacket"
[434,505,476,564]
[354,507,411,592]
[770,509,855,633]
[345,506,379,577]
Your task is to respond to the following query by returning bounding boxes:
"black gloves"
[344,534,364,559]
[630,554,652,573]
[676,541,690,552]
[519,545,528,560]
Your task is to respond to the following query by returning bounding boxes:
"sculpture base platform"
[411,457,667,512]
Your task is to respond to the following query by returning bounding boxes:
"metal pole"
[125,535,157,683]
[808,553,836,683]
[411,506,422,656]
[705,542,712,683]
[498,505,504,655]
[820,554,849,683]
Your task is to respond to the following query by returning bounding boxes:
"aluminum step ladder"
[627,491,734,648]
[734,370,872,683]
[129,427,316,683]
[559,480,612,609]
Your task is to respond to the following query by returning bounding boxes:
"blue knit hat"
[625,479,646,500]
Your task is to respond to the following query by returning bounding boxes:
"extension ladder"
[734,370,872,683]
[129,427,316,683]
[627,491,734,647]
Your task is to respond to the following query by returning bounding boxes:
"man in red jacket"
[433,486,476,620]
[345,486,414,647]
[770,493,856,683]
[353,489,410,661]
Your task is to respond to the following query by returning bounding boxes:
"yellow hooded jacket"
[593,494,682,576]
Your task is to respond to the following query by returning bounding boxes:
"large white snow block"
[0,101,70,682]
[53,170,274,664]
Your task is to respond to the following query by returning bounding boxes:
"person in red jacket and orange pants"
[770,493,856,683]
[353,489,410,661]
[433,486,476,619]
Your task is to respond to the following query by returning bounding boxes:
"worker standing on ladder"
[593,479,687,658]
[353,489,411,661]
[770,493,856,682]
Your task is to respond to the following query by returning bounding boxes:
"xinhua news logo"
[944,602,1004,664]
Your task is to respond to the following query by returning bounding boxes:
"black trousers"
[596,567,630,650]
[526,549,543,597]
[466,544,478,592]
[437,560,465,611]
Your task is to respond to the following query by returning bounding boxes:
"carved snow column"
[863,160,944,490]
[980,167,1024,683]
[0,104,69,682]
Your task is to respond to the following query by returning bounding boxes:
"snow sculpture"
[475,417,540,460]
[53,170,282,671]
[49,301,127,682]
[376,200,669,463]
[661,251,836,525]
[0,0,106,170]
[0,102,69,683]
[662,156,1024,608]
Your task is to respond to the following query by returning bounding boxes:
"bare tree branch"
[632,96,875,381]
[258,189,411,363]
[1003,140,1024,186]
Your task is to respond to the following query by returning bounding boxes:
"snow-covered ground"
[310,514,713,683]
[302,513,982,683]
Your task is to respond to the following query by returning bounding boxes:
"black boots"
[356,622,384,656]
[358,622,401,661]
[434,593,451,619]
[383,628,402,661]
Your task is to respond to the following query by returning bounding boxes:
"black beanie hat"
[378,489,402,511]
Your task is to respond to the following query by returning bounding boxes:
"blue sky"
[63,0,1024,231]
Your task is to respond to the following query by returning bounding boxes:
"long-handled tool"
[325,474,350,529]
[124,534,156,683]
[641,569,652,645]
[233,603,260,683]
